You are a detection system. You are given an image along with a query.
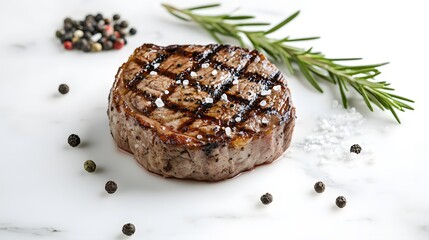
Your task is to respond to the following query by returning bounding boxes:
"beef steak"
[108,44,296,181]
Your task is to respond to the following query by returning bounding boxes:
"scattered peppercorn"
[350,144,362,154]
[68,134,80,147]
[58,84,69,94]
[122,223,136,236]
[105,181,117,194]
[129,28,137,35]
[113,14,121,21]
[55,13,136,52]
[260,193,273,205]
[314,181,325,193]
[336,196,347,208]
[84,160,96,172]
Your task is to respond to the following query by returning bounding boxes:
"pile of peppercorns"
[55,13,137,52]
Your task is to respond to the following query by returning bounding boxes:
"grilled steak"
[108,44,295,181]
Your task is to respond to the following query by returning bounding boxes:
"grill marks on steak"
[118,44,293,145]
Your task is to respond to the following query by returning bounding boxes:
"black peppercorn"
[64,22,74,31]
[95,13,103,22]
[105,181,117,194]
[108,34,116,42]
[314,181,325,193]
[68,134,80,147]
[260,193,273,205]
[58,84,69,94]
[336,196,347,208]
[122,223,136,236]
[129,28,137,35]
[113,14,121,21]
[119,20,128,28]
[84,160,96,172]
[350,144,362,154]
[113,23,121,31]
[102,40,113,50]
[63,17,73,25]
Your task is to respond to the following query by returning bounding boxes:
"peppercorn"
[55,30,64,39]
[129,28,137,35]
[85,14,95,22]
[74,29,84,38]
[105,181,117,194]
[63,41,73,50]
[95,13,103,22]
[58,84,69,94]
[63,22,73,31]
[113,23,121,31]
[108,34,116,42]
[84,160,96,172]
[63,17,73,25]
[119,20,128,28]
[260,193,273,205]
[61,32,73,43]
[91,42,103,52]
[113,39,125,50]
[336,196,347,208]
[68,134,80,147]
[350,144,362,154]
[122,223,136,236]
[82,43,91,53]
[314,181,325,193]
[113,14,121,21]
[102,40,113,50]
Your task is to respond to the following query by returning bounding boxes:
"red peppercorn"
[104,25,113,35]
[113,40,124,50]
[63,41,73,50]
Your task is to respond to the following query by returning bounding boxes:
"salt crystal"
[211,70,218,76]
[155,98,164,108]
[225,127,232,137]
[232,79,239,85]
[190,71,197,77]
[205,97,213,104]
[202,63,209,68]
[153,63,160,69]
[164,90,169,94]
[221,93,228,102]
[260,100,267,107]
[150,71,157,76]
[261,89,271,96]
[261,117,269,124]
[176,80,181,84]
[183,79,189,85]
[273,85,281,91]
[296,100,370,166]
[235,117,242,122]
[197,135,203,140]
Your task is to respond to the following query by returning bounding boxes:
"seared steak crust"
[108,44,295,181]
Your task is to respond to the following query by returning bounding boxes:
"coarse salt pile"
[297,101,373,165]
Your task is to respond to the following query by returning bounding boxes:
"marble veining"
[0,224,60,236]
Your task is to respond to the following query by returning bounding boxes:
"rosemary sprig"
[162,3,414,123]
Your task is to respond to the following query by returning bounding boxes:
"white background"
[0,0,428,239]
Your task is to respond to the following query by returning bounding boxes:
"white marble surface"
[1,0,428,239]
